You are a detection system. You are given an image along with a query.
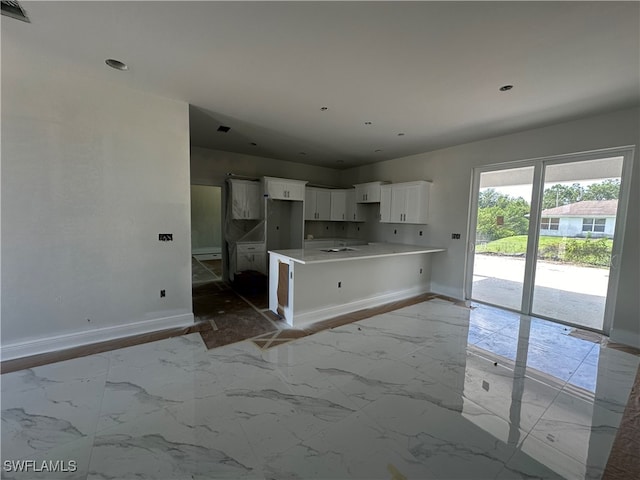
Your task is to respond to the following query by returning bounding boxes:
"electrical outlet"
[160,290,166,298]
[451,233,461,239]
[394,229,397,234]
[338,281,342,288]
[420,268,423,274]
[159,234,173,242]
[419,230,423,236]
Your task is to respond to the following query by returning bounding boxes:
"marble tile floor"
[2,299,639,479]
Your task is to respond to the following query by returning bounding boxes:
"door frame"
[464,146,635,335]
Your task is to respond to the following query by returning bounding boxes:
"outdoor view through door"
[470,154,626,333]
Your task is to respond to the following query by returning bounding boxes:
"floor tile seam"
[526,425,611,468]
[192,256,222,282]
[84,354,112,477]
[562,342,598,389]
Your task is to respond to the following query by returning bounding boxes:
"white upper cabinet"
[305,187,332,221]
[263,176,307,201]
[379,184,392,222]
[379,181,430,224]
[345,189,365,222]
[354,181,387,203]
[330,190,348,221]
[229,179,262,220]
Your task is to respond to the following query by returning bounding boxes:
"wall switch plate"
[419,231,423,236]
[159,234,173,241]
[451,233,461,239]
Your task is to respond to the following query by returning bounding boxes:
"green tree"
[582,179,620,201]
[477,195,530,241]
[478,188,503,208]
[542,183,583,209]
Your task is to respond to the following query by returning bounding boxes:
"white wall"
[1,42,193,359]
[191,147,342,187]
[341,107,640,347]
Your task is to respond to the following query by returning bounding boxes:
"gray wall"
[1,40,193,358]
[191,147,342,187]
[341,107,640,347]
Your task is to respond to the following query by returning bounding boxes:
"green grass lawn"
[476,235,613,266]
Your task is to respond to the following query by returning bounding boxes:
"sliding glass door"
[467,149,632,334]
[531,157,624,331]
[471,166,534,311]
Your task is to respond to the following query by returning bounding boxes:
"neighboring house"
[540,199,618,238]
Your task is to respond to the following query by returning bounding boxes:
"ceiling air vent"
[1,1,30,23]
[217,125,231,133]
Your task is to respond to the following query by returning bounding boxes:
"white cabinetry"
[305,187,332,220]
[236,242,266,274]
[330,190,348,221]
[379,184,392,222]
[345,190,365,222]
[263,177,307,201]
[379,181,430,224]
[229,179,262,220]
[354,181,387,203]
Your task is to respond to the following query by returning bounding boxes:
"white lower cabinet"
[236,243,266,274]
[379,181,430,224]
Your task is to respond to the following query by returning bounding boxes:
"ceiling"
[3,1,639,169]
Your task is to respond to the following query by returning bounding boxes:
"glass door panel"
[531,157,624,330]
[471,166,534,311]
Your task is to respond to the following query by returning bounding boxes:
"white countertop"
[269,242,445,265]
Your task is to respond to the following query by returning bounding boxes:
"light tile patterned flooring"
[2,299,638,479]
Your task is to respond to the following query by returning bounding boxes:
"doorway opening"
[467,148,633,334]
[190,185,223,285]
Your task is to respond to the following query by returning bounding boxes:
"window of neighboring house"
[582,218,606,232]
[540,217,560,230]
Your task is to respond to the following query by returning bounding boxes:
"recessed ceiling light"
[249,142,257,146]
[374,149,383,153]
[105,58,128,71]
[397,133,405,136]
[217,125,231,133]
[364,121,373,125]
[499,85,514,92]
[320,107,328,111]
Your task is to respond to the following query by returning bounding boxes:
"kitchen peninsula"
[269,243,445,326]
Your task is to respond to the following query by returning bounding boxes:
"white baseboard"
[609,327,640,349]
[292,286,430,326]
[0,313,195,362]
